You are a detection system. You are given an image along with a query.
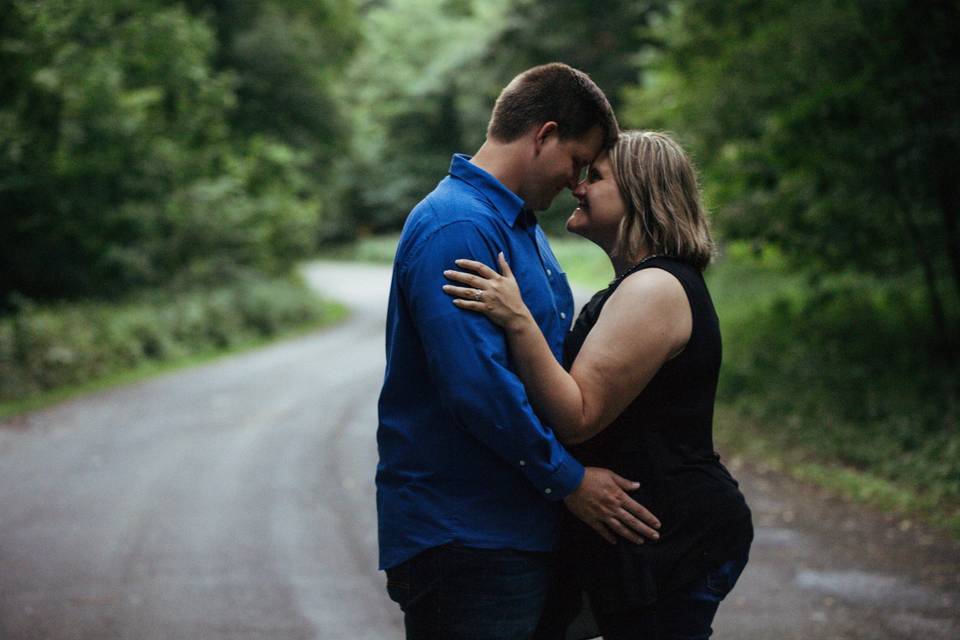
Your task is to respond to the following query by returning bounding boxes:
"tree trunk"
[890,168,951,349]
[937,160,960,314]
[898,204,950,349]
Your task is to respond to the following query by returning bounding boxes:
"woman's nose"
[572,180,587,198]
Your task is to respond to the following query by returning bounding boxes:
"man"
[376,63,659,639]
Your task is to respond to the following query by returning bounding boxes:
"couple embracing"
[375,63,753,640]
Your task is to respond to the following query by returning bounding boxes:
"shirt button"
[560,312,567,320]
[546,268,552,276]
[544,488,552,495]
[519,460,526,466]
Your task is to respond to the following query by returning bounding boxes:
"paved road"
[1,261,957,639]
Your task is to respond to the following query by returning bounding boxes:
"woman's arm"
[444,255,692,444]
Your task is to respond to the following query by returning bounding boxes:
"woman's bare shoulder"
[606,267,688,313]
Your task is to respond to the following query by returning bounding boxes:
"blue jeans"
[385,544,553,640]
[597,554,749,640]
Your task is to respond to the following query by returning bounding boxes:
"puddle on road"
[887,611,958,638]
[795,569,943,609]
[754,526,801,546]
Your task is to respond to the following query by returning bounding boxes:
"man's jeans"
[385,544,553,640]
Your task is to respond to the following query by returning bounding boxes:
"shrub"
[0,275,338,403]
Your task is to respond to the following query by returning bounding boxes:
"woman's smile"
[567,152,626,251]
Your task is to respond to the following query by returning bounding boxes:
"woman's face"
[566,152,627,253]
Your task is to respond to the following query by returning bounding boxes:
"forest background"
[1,0,958,532]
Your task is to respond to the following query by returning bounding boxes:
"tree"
[183,0,359,162]
[337,0,513,235]
[0,0,361,304]
[626,0,960,345]
[0,1,236,299]
[338,0,669,236]
[486,0,668,113]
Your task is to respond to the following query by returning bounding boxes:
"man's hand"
[564,467,661,545]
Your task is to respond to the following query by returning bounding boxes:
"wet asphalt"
[0,261,957,639]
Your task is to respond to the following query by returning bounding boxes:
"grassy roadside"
[325,234,960,538]
[0,307,345,421]
[711,404,945,528]
[0,277,347,421]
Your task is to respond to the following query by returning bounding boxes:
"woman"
[442,130,753,639]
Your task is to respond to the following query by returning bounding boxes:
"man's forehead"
[571,126,606,159]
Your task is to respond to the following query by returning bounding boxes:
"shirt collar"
[448,154,529,228]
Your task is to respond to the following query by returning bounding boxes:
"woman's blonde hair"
[608,130,714,271]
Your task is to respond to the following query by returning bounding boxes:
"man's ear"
[533,121,559,154]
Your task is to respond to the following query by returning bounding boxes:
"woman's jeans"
[597,554,749,640]
[385,544,553,640]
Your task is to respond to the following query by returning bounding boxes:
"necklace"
[608,254,668,287]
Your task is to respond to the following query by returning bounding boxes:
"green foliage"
[337,0,512,235]
[624,0,960,344]
[196,0,359,158]
[151,137,322,285]
[706,245,960,517]
[714,404,960,537]
[0,275,341,402]
[0,0,359,304]
[337,0,670,237]
[545,235,614,289]
[485,0,668,113]
[322,234,402,265]
[2,1,227,298]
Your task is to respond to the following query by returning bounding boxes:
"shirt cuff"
[538,453,585,502]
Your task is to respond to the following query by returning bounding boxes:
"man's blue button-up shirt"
[376,154,585,570]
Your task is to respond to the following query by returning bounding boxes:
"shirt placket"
[522,223,570,364]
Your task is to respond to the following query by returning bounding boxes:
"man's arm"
[403,220,659,542]
[403,220,581,498]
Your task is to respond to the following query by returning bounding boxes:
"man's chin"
[532,195,555,212]
[534,189,568,212]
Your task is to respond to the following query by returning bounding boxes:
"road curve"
[1,261,958,640]
[0,262,401,639]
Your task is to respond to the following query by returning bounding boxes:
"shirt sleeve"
[399,219,585,500]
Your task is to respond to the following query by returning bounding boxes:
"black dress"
[536,256,753,639]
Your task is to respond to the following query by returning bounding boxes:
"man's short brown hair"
[487,63,619,149]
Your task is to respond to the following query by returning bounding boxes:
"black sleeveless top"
[558,256,753,619]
